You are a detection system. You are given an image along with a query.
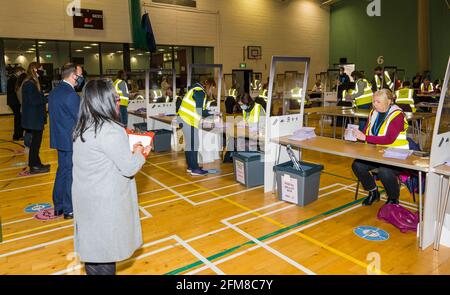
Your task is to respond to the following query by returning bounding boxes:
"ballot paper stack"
[288,127,316,141]
[383,148,413,160]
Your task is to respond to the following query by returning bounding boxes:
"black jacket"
[21,80,48,131]
[7,75,19,106]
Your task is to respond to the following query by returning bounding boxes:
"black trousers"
[9,104,23,139]
[28,129,43,167]
[85,262,116,275]
[352,160,401,200]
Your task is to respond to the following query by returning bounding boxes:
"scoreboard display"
[73,9,104,30]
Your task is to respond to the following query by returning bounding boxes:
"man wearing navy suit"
[48,63,83,220]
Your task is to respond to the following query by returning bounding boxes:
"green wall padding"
[430,0,450,80]
[330,0,419,80]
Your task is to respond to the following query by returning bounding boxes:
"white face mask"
[240,104,248,111]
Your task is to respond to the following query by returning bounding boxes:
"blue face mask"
[240,104,248,111]
[75,75,84,86]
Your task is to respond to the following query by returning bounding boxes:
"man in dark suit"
[48,63,83,219]
[7,67,25,140]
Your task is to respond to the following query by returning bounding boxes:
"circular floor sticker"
[34,208,59,221]
[354,226,389,241]
[24,203,52,213]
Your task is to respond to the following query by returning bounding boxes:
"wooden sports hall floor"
[0,114,449,275]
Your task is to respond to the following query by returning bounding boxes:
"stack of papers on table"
[383,148,413,160]
[288,127,316,141]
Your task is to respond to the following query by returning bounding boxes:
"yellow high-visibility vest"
[243,103,265,124]
[259,89,268,102]
[206,99,216,108]
[420,83,434,92]
[354,79,373,107]
[342,89,354,101]
[113,79,129,107]
[152,89,163,101]
[291,87,302,99]
[251,80,262,91]
[178,86,206,128]
[365,106,409,149]
[374,71,394,91]
[395,88,416,113]
[227,88,237,98]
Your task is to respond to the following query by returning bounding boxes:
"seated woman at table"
[351,89,409,206]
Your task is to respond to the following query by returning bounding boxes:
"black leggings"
[85,262,116,275]
[352,160,401,200]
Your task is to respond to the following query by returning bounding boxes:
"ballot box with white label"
[233,152,264,188]
[274,161,324,206]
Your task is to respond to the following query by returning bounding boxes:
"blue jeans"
[53,150,73,213]
[120,106,128,127]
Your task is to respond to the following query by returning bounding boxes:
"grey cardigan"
[72,121,145,263]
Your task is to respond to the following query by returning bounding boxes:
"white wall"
[0,0,131,43]
[144,0,330,84]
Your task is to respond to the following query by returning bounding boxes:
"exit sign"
[239,63,246,68]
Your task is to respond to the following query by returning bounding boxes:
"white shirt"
[63,79,75,90]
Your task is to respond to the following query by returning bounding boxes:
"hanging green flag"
[129,0,148,50]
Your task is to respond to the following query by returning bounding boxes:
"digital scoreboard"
[73,9,104,30]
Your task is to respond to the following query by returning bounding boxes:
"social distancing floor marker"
[1,159,386,275]
[1,173,237,240]
[149,163,387,275]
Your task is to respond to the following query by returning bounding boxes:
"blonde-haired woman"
[21,62,50,174]
[352,89,409,206]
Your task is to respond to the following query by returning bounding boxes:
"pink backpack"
[377,204,419,233]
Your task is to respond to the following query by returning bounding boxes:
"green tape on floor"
[165,192,379,275]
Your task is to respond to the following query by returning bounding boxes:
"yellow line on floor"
[149,162,386,275]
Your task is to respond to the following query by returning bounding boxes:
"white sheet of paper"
[128,134,152,151]
[281,174,298,204]
[344,124,359,142]
[235,160,246,185]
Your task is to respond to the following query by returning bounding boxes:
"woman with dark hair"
[346,71,374,130]
[72,79,151,275]
[21,62,50,174]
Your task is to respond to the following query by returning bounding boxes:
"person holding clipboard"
[72,79,151,275]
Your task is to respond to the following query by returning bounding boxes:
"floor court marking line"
[9,185,341,273]
[139,206,152,218]
[1,173,234,227]
[2,179,362,274]
[1,176,233,238]
[0,181,54,193]
[52,202,299,275]
[138,173,234,196]
[0,236,73,259]
[0,224,74,245]
[222,219,315,275]
[52,234,225,275]
[167,192,387,275]
[0,212,158,259]
[3,216,35,226]
[0,160,58,172]
[150,162,381,273]
[173,235,225,275]
[139,171,196,205]
[187,204,362,275]
[0,171,57,182]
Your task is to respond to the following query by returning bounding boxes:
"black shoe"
[40,164,51,169]
[54,210,64,217]
[362,190,380,206]
[13,137,24,141]
[29,166,50,174]
[385,198,399,205]
[64,212,74,219]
